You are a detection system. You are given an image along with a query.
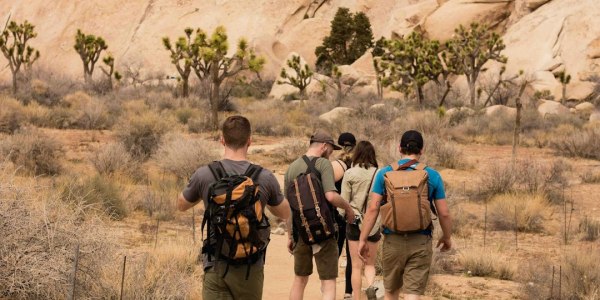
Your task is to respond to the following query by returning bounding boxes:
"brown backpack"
[380,160,432,233]
[287,156,336,245]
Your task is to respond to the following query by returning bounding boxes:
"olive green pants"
[202,263,264,300]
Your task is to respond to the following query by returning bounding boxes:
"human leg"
[321,279,337,300]
[348,240,363,300]
[289,275,309,300]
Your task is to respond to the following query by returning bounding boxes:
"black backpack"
[201,161,270,279]
[286,156,336,245]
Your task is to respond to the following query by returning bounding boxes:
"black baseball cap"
[400,130,424,150]
[337,132,356,147]
[310,129,342,150]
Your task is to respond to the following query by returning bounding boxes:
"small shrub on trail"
[90,142,133,176]
[579,216,600,241]
[459,247,516,280]
[60,174,127,220]
[550,124,600,160]
[116,112,172,160]
[154,133,220,181]
[0,129,62,176]
[488,192,548,232]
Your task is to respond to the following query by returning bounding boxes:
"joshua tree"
[194,26,265,130]
[163,28,197,97]
[377,32,444,105]
[554,71,571,103]
[0,20,40,94]
[446,22,507,107]
[100,54,122,90]
[74,29,108,84]
[277,54,313,99]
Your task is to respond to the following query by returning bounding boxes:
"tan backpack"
[380,160,432,233]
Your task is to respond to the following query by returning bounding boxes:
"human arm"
[434,199,452,251]
[358,192,382,262]
[177,193,203,211]
[332,159,347,183]
[325,191,355,223]
[267,198,290,220]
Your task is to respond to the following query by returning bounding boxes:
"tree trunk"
[182,77,189,98]
[11,71,17,95]
[484,81,502,107]
[376,78,383,101]
[210,71,221,131]
[512,81,528,167]
[336,80,343,106]
[416,84,424,106]
[561,84,567,104]
[469,78,477,107]
[438,82,451,108]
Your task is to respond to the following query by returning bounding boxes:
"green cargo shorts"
[202,263,264,300]
[382,233,433,295]
[293,237,339,280]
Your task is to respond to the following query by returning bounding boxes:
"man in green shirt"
[285,129,356,300]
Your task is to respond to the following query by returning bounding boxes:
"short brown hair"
[352,141,378,169]
[222,115,251,149]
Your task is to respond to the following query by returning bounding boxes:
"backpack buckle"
[402,186,410,192]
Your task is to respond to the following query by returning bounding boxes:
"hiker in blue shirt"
[358,130,453,300]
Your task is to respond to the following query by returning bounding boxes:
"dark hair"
[222,115,251,150]
[400,142,422,155]
[352,141,378,169]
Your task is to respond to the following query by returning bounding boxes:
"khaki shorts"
[203,263,264,300]
[293,237,339,280]
[382,233,433,295]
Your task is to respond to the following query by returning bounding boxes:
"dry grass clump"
[488,193,548,232]
[458,247,516,280]
[130,177,179,221]
[90,142,134,176]
[268,140,307,165]
[0,97,26,134]
[116,244,201,299]
[0,165,118,299]
[478,163,517,196]
[0,128,62,176]
[562,249,600,299]
[424,135,464,170]
[60,174,127,220]
[154,133,220,181]
[550,125,600,160]
[581,170,600,184]
[450,112,515,145]
[579,216,600,242]
[115,111,173,160]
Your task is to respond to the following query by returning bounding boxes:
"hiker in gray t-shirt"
[178,116,290,300]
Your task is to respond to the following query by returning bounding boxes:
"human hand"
[287,237,295,254]
[358,239,368,262]
[345,208,356,224]
[436,236,452,252]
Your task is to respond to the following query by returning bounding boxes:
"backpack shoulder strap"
[244,164,263,182]
[336,159,348,172]
[302,155,321,178]
[208,161,227,180]
[415,163,427,171]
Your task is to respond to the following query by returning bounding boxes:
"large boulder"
[337,65,361,86]
[423,0,511,42]
[575,102,596,113]
[351,51,376,77]
[502,0,600,101]
[269,52,309,100]
[446,107,476,119]
[483,105,517,119]
[318,107,357,124]
[537,100,570,117]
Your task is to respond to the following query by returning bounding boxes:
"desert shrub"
[0,167,118,299]
[230,78,274,99]
[90,142,133,176]
[550,125,600,160]
[154,133,220,181]
[269,140,307,165]
[581,170,600,184]
[187,115,213,133]
[117,244,201,299]
[0,97,25,134]
[488,193,548,232]
[0,129,62,176]
[562,249,600,299]
[60,175,127,220]
[173,107,197,125]
[459,247,516,280]
[116,112,172,160]
[449,203,476,238]
[451,112,514,145]
[478,163,517,196]
[579,216,600,241]
[519,256,555,299]
[131,177,179,220]
[395,110,449,137]
[44,106,79,129]
[425,135,464,169]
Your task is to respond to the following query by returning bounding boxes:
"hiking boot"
[365,286,378,300]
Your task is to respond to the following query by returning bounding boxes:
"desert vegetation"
[1,7,599,299]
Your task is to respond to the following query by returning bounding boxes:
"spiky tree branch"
[0,20,40,94]
[74,29,108,85]
[277,54,313,99]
